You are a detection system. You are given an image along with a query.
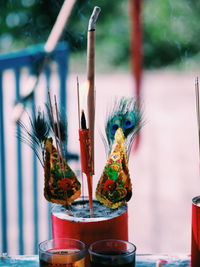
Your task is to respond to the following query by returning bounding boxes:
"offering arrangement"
[17,5,143,214]
[17,6,143,267]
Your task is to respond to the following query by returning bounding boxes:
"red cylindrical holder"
[191,196,200,267]
[51,204,128,245]
[51,200,128,266]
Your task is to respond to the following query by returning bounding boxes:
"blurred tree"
[143,0,200,68]
[0,0,128,53]
[0,0,200,69]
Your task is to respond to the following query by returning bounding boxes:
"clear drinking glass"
[88,239,136,267]
[39,238,86,267]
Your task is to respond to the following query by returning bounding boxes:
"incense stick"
[54,95,70,202]
[87,6,101,175]
[77,78,86,206]
[195,77,200,159]
[88,6,101,31]
[54,95,65,163]
[86,173,93,217]
[81,110,93,216]
[48,91,63,172]
[77,77,81,129]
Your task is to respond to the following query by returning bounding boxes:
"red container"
[51,200,128,246]
[191,196,200,267]
[51,199,128,267]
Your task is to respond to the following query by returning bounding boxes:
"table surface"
[0,254,190,266]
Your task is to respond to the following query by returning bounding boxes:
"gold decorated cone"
[96,128,132,209]
[44,138,81,205]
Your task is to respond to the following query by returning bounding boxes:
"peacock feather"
[105,97,143,157]
[17,109,50,166]
[96,97,143,208]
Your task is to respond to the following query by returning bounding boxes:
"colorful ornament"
[44,138,81,205]
[96,128,132,209]
[96,97,142,209]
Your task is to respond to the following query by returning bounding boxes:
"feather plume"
[46,103,68,158]
[105,97,143,157]
[16,109,50,166]
[96,98,143,208]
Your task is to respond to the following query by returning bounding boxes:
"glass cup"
[39,238,86,267]
[88,239,136,267]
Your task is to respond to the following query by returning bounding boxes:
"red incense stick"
[79,110,93,216]
[77,79,93,216]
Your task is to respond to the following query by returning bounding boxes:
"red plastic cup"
[191,196,200,267]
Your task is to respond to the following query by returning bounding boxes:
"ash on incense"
[52,199,127,222]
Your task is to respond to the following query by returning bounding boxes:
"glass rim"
[88,239,136,258]
[39,238,86,256]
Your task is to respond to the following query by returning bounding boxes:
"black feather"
[16,109,50,166]
[46,103,68,143]
[45,102,68,160]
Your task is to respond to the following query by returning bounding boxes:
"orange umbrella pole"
[129,0,143,150]
[129,0,143,104]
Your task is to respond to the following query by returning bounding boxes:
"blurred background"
[0,0,200,256]
[2,0,200,70]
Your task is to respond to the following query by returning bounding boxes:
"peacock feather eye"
[123,111,135,127]
[111,123,119,134]
[124,118,133,129]
[107,115,122,138]
[104,97,143,156]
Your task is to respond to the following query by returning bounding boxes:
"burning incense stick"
[13,0,76,121]
[195,77,200,159]
[87,6,101,175]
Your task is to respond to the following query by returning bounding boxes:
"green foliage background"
[0,0,200,70]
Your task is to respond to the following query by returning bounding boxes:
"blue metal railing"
[0,70,7,253]
[0,42,78,254]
